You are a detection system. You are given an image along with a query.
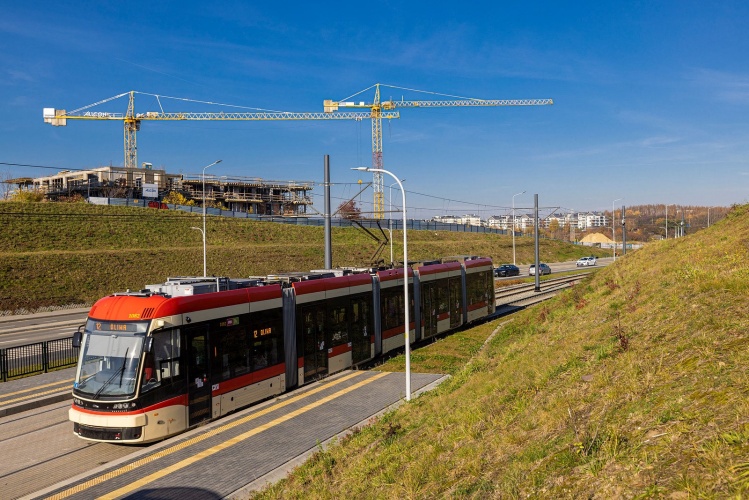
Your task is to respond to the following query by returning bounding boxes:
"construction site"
[7,165,314,216]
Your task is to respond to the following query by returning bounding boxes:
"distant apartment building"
[9,164,314,216]
[515,213,536,230]
[542,213,579,229]
[577,212,608,229]
[432,214,484,226]
[487,214,512,230]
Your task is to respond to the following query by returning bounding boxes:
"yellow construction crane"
[324,83,553,219]
[43,90,400,170]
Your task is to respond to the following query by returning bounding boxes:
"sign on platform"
[143,183,158,198]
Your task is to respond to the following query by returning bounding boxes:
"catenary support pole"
[324,155,332,269]
[534,194,540,292]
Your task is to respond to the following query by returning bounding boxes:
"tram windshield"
[73,319,150,399]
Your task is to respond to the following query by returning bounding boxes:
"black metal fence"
[1,337,78,382]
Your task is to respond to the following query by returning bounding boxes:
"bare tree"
[337,200,362,220]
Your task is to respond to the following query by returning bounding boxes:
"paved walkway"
[0,367,75,417]
[25,370,446,499]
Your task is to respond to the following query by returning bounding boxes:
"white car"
[529,263,551,275]
[576,256,597,267]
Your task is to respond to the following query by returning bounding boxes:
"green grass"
[252,203,749,499]
[0,201,607,311]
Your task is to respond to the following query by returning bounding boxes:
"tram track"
[495,272,591,307]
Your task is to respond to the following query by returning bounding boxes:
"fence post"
[1,349,6,382]
[43,342,49,373]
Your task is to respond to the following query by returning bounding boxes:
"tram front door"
[186,328,212,427]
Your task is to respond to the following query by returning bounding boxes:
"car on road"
[529,263,551,276]
[494,264,520,277]
[576,256,597,267]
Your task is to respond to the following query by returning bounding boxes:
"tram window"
[381,289,403,331]
[467,270,491,304]
[438,285,448,315]
[352,299,366,335]
[250,308,284,371]
[215,324,250,380]
[467,273,480,304]
[141,351,159,391]
[328,299,348,347]
[352,297,372,338]
[151,329,181,383]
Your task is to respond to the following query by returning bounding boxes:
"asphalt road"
[495,256,612,279]
[0,308,89,348]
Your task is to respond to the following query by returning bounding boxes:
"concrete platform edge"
[0,392,72,417]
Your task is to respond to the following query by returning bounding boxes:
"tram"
[69,256,495,443]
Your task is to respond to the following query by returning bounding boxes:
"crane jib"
[59,111,401,120]
[43,87,553,216]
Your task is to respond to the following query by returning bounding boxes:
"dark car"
[494,264,520,277]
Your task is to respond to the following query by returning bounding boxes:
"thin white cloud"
[6,69,35,83]
[640,136,682,147]
[688,68,749,104]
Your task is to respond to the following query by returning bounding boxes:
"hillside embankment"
[252,204,749,498]
[0,202,606,312]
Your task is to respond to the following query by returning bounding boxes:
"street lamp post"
[389,179,405,265]
[612,198,622,260]
[512,191,525,265]
[354,166,411,401]
[190,227,205,274]
[201,160,222,277]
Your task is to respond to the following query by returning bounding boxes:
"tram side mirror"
[144,337,154,353]
[72,330,82,348]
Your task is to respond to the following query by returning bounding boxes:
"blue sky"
[2,1,748,219]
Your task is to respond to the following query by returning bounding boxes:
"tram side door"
[449,277,462,328]
[186,327,212,427]
[351,298,371,364]
[302,306,328,381]
[487,272,495,315]
[422,282,438,338]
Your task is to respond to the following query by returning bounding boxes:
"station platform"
[0,367,75,417]
[25,369,447,499]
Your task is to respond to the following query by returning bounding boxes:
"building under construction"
[8,164,314,216]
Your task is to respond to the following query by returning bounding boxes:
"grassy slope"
[254,204,749,498]
[0,202,605,311]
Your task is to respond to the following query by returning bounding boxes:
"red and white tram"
[69,257,496,443]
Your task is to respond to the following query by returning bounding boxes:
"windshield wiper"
[94,348,129,399]
[118,348,128,387]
